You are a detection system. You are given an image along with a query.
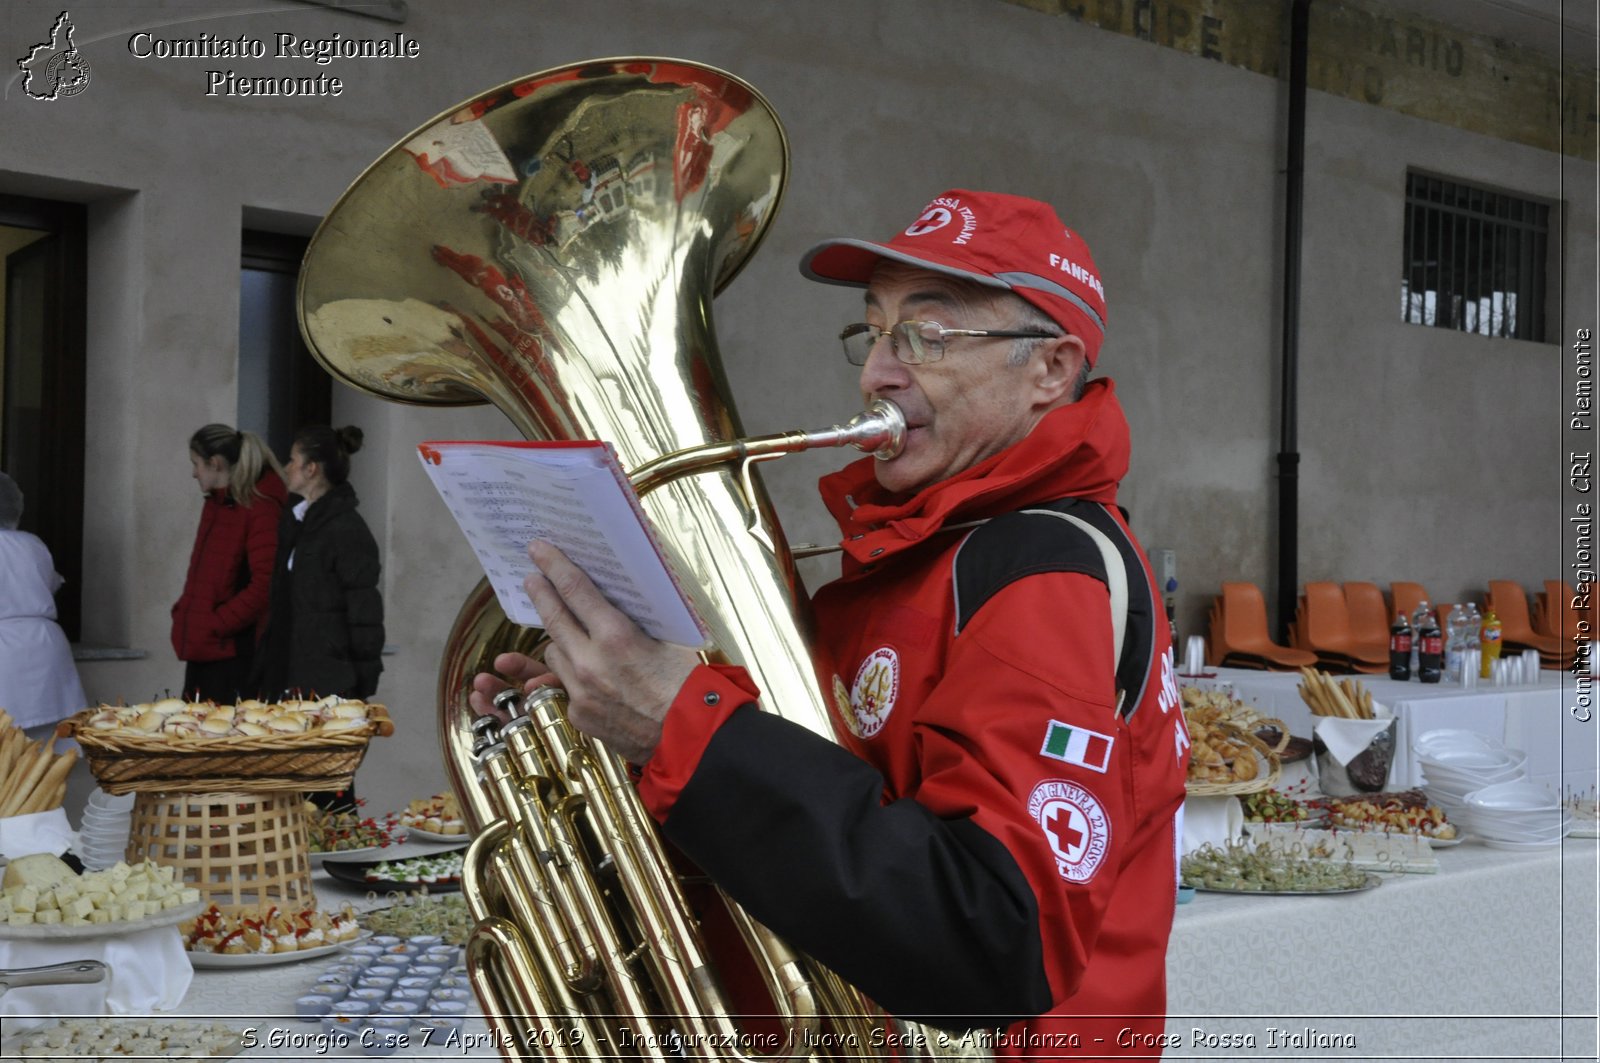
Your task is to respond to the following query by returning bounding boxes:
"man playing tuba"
[473,189,1189,1057]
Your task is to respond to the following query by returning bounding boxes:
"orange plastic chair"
[1343,582,1393,660]
[1541,580,1580,640]
[1214,582,1317,671]
[1299,581,1388,674]
[1391,582,1431,621]
[1486,580,1571,664]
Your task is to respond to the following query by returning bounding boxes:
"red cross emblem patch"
[1028,779,1111,883]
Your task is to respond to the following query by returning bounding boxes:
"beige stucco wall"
[0,0,1588,816]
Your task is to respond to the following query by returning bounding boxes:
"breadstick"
[0,729,20,784]
[1326,679,1356,718]
[0,744,45,817]
[22,747,77,815]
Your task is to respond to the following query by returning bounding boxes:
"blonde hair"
[189,424,285,505]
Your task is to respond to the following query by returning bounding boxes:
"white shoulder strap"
[1020,508,1130,680]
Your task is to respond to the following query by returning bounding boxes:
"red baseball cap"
[800,189,1108,367]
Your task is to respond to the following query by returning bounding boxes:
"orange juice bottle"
[1480,609,1503,678]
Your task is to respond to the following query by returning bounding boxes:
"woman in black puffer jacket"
[253,425,385,809]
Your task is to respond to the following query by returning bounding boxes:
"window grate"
[1401,171,1550,342]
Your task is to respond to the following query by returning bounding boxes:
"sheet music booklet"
[416,439,709,647]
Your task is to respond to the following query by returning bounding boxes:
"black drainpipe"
[1276,0,1310,642]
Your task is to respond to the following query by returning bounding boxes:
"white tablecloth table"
[1188,668,1593,795]
[1165,836,1599,1060]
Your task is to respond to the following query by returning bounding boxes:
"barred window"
[1401,171,1551,342]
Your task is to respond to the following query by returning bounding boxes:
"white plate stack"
[1414,729,1528,828]
[77,787,135,870]
[1460,781,1574,850]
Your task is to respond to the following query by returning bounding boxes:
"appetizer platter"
[1180,687,1282,795]
[323,849,466,893]
[56,694,394,794]
[1317,790,1459,841]
[1246,822,1438,874]
[1240,788,1325,825]
[0,853,202,936]
[360,891,473,945]
[179,901,364,962]
[305,801,404,865]
[397,791,470,840]
[0,1018,242,1060]
[1180,839,1378,895]
[187,932,371,968]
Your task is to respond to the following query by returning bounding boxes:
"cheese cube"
[8,911,35,925]
[11,886,38,913]
[67,896,94,921]
[34,909,60,925]
[88,908,110,924]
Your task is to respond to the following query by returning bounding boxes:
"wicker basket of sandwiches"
[55,695,394,795]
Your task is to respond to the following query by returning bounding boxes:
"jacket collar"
[818,378,1131,570]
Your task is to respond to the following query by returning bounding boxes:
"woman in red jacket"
[171,424,287,703]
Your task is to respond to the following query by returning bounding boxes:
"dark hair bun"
[336,426,364,455]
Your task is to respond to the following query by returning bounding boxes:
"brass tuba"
[298,58,963,1061]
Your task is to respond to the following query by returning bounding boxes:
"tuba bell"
[298,58,969,1061]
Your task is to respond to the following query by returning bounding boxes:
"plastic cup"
[379,999,421,1020]
[324,1000,372,1040]
[347,987,389,1008]
[422,999,469,1032]
[295,993,337,1022]
[310,982,350,1004]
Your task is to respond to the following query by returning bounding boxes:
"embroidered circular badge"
[848,646,899,739]
[1028,779,1111,884]
[831,675,856,735]
[904,206,953,237]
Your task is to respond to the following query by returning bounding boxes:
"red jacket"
[641,380,1189,1057]
[171,471,286,662]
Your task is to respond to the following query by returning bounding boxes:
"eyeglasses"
[839,320,1058,366]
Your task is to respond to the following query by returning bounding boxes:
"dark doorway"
[239,231,330,463]
[1,195,87,641]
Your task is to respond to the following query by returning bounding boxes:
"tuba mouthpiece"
[835,399,905,460]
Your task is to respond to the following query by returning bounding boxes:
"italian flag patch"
[1040,721,1114,773]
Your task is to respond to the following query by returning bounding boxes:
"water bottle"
[1388,612,1413,681]
[1465,604,1482,675]
[1445,604,1469,681]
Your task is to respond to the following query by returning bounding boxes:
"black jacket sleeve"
[661,703,1052,1031]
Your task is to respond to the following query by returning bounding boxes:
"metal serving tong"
[0,960,109,998]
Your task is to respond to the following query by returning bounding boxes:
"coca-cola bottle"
[1389,612,1413,681]
[1418,612,1444,683]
